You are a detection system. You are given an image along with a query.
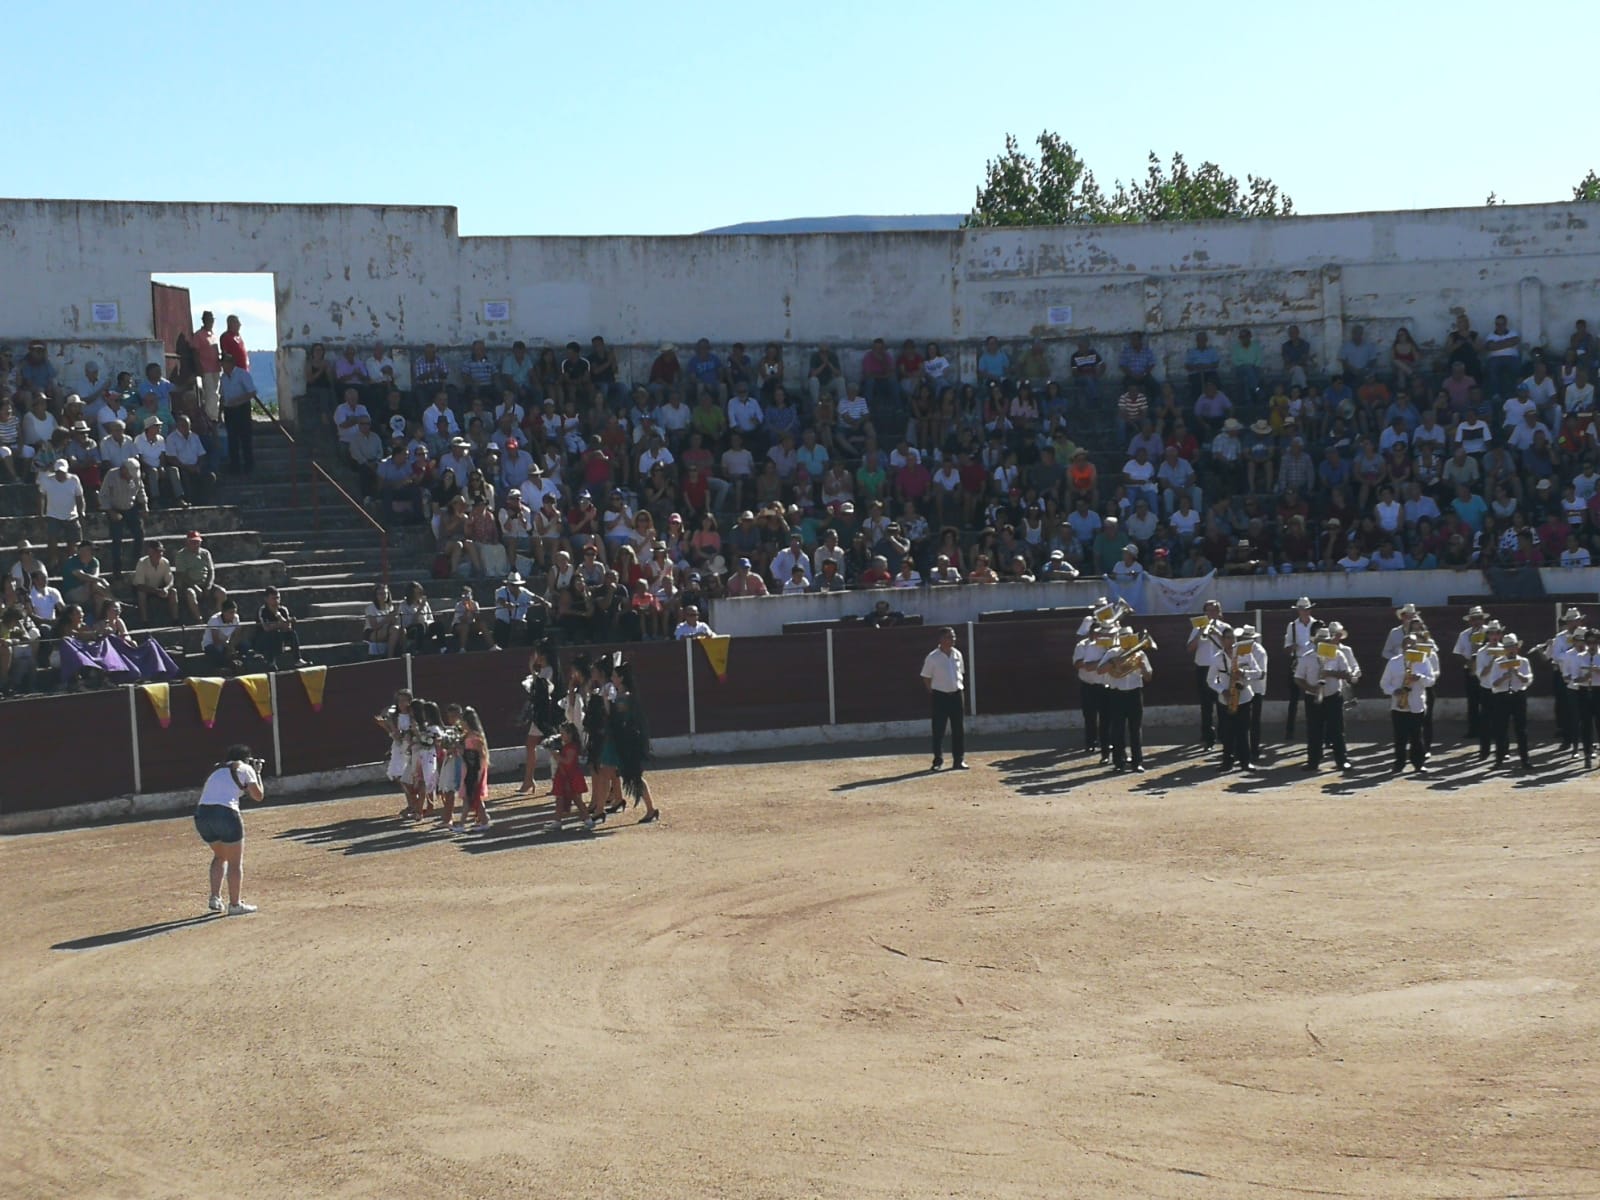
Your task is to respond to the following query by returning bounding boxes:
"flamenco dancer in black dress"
[595,653,660,824]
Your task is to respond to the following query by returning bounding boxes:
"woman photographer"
[195,744,264,915]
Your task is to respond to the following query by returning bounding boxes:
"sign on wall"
[482,300,511,323]
[1046,305,1073,327]
[90,301,119,324]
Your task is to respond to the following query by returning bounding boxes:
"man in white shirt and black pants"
[1487,633,1534,771]
[1187,600,1224,750]
[1381,634,1437,775]
[1296,628,1359,772]
[921,626,968,771]
[1281,597,1320,738]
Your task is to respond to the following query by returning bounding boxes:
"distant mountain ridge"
[700,214,964,235]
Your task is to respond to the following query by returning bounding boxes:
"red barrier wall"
[692,634,829,732]
[0,690,132,815]
[277,659,409,776]
[2,599,1574,817]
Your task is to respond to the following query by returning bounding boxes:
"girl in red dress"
[547,722,592,833]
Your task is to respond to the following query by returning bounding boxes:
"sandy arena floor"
[3,731,1598,1199]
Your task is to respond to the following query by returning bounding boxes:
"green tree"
[962,132,1109,228]
[1575,170,1600,202]
[964,133,1292,228]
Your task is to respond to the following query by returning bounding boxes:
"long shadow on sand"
[273,796,638,856]
[53,913,221,951]
[833,767,945,792]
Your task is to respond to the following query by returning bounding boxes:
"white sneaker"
[226,902,257,916]
[449,823,466,834]
[207,896,224,913]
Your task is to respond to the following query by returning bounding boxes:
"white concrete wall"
[708,568,1600,637]
[4,198,1598,408]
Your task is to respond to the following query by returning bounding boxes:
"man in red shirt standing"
[220,315,249,374]
[193,311,222,421]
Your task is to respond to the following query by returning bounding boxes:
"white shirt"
[1283,616,1318,655]
[639,446,675,475]
[1207,652,1263,704]
[166,429,204,466]
[674,620,714,639]
[366,355,401,386]
[334,402,372,444]
[494,586,532,622]
[921,646,965,693]
[1501,395,1536,428]
[204,613,240,650]
[1453,625,1486,661]
[99,433,135,468]
[1380,655,1437,712]
[423,403,459,437]
[38,472,85,521]
[197,761,260,811]
[727,396,763,432]
[1190,619,1224,668]
[1073,637,1107,683]
[1474,643,1507,686]
[1560,646,1600,686]
[134,434,167,469]
[1103,651,1149,691]
[1296,644,1360,700]
[770,546,811,584]
[1485,653,1532,694]
[29,585,65,621]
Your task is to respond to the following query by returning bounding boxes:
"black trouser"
[1194,664,1216,746]
[1576,689,1599,762]
[931,689,964,765]
[1285,665,1303,737]
[1554,675,1574,746]
[1080,681,1106,751]
[107,508,143,576]
[1248,693,1264,762]
[224,402,254,471]
[493,618,526,649]
[1106,687,1143,769]
[1492,691,1531,766]
[256,627,301,662]
[1391,710,1427,771]
[1422,687,1435,753]
[1304,695,1325,767]
[1464,675,1483,738]
[1217,698,1250,768]
[1322,693,1348,767]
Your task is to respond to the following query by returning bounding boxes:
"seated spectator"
[173,531,225,624]
[1184,332,1221,396]
[725,557,769,597]
[131,541,179,625]
[1118,332,1158,390]
[203,597,250,671]
[450,585,493,652]
[255,586,306,668]
[363,582,403,658]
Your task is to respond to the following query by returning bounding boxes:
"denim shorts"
[194,804,244,845]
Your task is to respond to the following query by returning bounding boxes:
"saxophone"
[1395,667,1417,709]
[1226,651,1243,714]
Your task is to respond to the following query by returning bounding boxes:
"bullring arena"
[5,728,1597,1200]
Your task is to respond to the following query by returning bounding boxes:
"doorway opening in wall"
[149,271,279,413]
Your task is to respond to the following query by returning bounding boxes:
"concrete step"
[0,505,244,545]
[128,613,361,656]
[3,530,264,578]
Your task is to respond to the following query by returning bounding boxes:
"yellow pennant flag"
[297,665,328,711]
[697,635,731,683]
[140,682,172,728]
[236,674,273,722]
[188,677,227,728]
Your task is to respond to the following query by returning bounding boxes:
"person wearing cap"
[724,557,768,598]
[1206,625,1263,771]
[1098,623,1153,774]
[1296,628,1358,772]
[1380,603,1420,662]
[1039,548,1079,582]
[1560,626,1600,768]
[1536,606,1588,753]
[1452,606,1491,738]
[1472,622,1509,761]
[131,540,180,625]
[98,456,148,580]
[1280,597,1321,740]
[174,531,225,624]
[130,414,182,508]
[1110,543,1144,583]
[1485,631,1534,770]
[36,454,86,570]
[1186,599,1225,750]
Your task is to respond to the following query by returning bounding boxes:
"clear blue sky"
[31,0,1597,346]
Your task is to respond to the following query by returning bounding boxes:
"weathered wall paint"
[4,199,1596,414]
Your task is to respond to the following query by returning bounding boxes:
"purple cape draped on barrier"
[59,635,184,685]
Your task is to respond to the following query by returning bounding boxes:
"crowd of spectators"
[0,322,296,693]
[307,315,1600,645]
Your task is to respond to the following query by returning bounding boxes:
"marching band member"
[1188,599,1225,750]
[1072,621,1112,759]
[1098,632,1153,774]
[1381,633,1436,774]
[1487,632,1534,770]
[1076,596,1112,637]
[1473,621,1506,762]
[1405,616,1440,753]
[1238,624,1268,763]
[1206,626,1263,772]
[1536,607,1586,753]
[1451,606,1490,740]
[1295,628,1359,772]
[1281,597,1320,739]
[1561,626,1600,769]
[1380,602,1419,662]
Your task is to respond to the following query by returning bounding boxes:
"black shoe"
[638,810,660,824]
[1301,763,1317,772]
[952,762,970,771]
[930,759,942,771]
